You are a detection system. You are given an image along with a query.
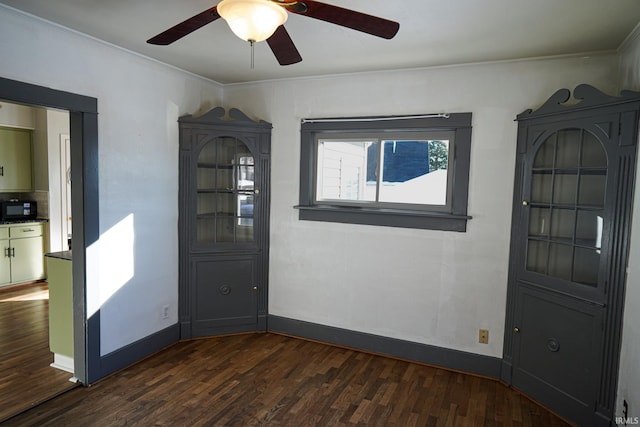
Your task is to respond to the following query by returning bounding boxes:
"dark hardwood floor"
[4,332,572,426]
[0,282,78,423]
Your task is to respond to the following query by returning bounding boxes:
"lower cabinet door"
[191,254,258,337]
[10,236,45,283]
[511,285,605,426]
[0,242,11,285]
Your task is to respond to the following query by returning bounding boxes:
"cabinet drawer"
[9,224,43,238]
[0,227,8,239]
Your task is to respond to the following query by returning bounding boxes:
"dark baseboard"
[501,359,513,383]
[268,315,501,379]
[98,323,180,380]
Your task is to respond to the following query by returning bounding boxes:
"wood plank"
[0,282,78,422]
[3,332,572,426]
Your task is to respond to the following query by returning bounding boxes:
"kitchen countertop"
[45,251,72,261]
[0,219,49,225]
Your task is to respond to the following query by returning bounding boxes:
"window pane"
[531,172,552,204]
[527,240,547,274]
[317,140,376,202]
[216,193,235,215]
[236,221,253,242]
[555,129,581,168]
[548,243,573,281]
[573,247,600,286]
[576,210,603,248]
[533,137,555,168]
[238,194,254,225]
[578,174,606,207]
[216,217,235,242]
[218,137,238,164]
[197,217,216,243]
[553,173,577,205]
[236,155,254,191]
[378,140,449,205]
[581,131,606,168]
[550,208,575,241]
[529,207,550,237]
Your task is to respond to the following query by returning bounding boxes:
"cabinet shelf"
[531,167,607,175]
[528,202,604,210]
[197,213,253,219]
[197,189,255,194]
[197,163,235,169]
[527,235,601,249]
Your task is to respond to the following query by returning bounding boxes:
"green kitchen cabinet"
[0,227,10,285]
[0,223,46,287]
[46,253,74,372]
[0,126,34,192]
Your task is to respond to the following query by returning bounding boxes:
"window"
[296,113,472,231]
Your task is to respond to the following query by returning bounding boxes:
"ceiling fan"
[147,0,400,66]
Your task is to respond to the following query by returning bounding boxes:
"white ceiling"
[2,0,640,84]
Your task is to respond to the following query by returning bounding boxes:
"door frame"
[60,133,72,250]
[0,76,99,384]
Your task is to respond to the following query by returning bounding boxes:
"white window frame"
[315,132,455,212]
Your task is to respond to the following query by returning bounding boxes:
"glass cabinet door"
[196,136,255,244]
[525,129,607,287]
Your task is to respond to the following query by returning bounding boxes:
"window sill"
[294,205,471,231]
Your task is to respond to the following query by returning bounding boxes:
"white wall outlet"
[161,305,170,319]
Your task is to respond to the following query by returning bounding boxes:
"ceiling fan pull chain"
[249,39,255,69]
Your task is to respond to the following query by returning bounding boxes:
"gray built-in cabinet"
[178,108,271,338]
[502,85,640,426]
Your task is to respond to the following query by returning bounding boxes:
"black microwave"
[0,201,37,221]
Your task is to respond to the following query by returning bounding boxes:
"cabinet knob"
[522,201,529,206]
[514,327,520,333]
[252,286,258,291]
[254,189,260,195]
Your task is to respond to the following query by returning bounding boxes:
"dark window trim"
[296,113,473,231]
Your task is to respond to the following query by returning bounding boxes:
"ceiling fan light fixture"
[217,0,288,43]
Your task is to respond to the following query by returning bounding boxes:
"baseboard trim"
[268,315,501,379]
[99,323,180,380]
[50,353,74,374]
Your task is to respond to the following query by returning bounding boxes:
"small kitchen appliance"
[0,200,37,221]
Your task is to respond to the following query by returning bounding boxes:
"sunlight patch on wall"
[86,213,135,317]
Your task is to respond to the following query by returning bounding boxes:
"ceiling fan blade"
[267,26,303,65]
[287,1,399,39]
[147,7,221,45]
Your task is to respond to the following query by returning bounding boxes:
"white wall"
[44,109,71,252]
[617,25,640,419]
[226,56,620,358]
[0,5,223,355]
[0,101,35,129]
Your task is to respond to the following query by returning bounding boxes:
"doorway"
[0,100,76,420]
[0,76,100,386]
